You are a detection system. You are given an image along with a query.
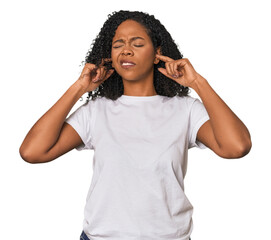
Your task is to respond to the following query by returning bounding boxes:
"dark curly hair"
[83,10,190,102]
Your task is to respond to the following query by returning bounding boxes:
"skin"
[109,19,252,158]
[156,55,252,158]
[111,19,161,96]
[19,19,251,164]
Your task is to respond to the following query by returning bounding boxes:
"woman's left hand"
[156,54,202,88]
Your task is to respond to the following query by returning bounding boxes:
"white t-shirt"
[65,94,210,240]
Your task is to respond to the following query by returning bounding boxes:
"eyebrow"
[112,36,145,44]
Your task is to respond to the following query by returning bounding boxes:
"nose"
[121,46,134,56]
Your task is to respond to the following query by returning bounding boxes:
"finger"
[80,64,95,80]
[104,69,114,80]
[90,66,98,78]
[173,62,181,77]
[94,69,114,84]
[100,58,112,66]
[82,63,95,75]
[169,62,176,77]
[165,62,174,76]
[93,68,101,82]
[103,58,112,63]
[176,58,189,68]
[155,54,174,62]
[158,67,175,80]
[101,66,109,79]
[97,68,103,81]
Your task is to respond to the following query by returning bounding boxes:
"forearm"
[191,74,251,152]
[20,81,86,157]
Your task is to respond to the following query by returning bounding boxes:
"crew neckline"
[120,94,161,101]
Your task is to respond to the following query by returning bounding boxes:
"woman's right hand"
[76,58,114,93]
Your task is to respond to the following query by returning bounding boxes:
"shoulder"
[85,96,105,107]
[74,97,102,115]
[174,95,200,108]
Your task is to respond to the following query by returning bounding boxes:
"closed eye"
[112,45,144,49]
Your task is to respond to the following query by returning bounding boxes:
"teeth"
[122,62,134,66]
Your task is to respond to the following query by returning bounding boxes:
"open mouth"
[120,60,136,69]
[121,63,136,69]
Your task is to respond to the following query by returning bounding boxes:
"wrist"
[71,80,87,98]
[189,74,208,94]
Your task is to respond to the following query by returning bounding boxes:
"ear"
[154,46,162,64]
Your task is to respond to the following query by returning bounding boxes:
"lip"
[120,59,136,65]
[121,64,136,69]
[120,59,136,69]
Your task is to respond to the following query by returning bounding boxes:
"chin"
[117,72,140,81]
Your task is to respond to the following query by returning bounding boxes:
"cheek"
[111,50,123,69]
[111,50,117,68]
[143,44,155,58]
[142,49,155,67]
[112,60,116,68]
[111,56,117,68]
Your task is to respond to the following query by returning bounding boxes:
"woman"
[19,10,252,240]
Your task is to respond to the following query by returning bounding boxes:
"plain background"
[1,0,270,239]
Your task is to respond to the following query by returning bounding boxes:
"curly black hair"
[83,10,190,102]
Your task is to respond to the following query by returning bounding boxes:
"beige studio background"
[0,0,270,239]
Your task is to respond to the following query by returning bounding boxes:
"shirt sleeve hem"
[65,119,89,151]
[190,115,210,149]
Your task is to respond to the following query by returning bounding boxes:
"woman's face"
[111,20,159,82]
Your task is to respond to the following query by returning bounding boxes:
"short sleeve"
[188,98,210,149]
[65,101,94,151]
